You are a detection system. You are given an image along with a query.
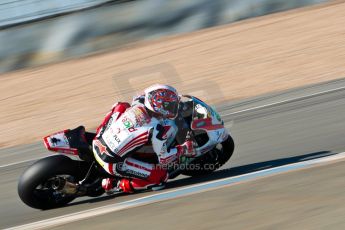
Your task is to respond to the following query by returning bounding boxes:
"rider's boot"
[102,166,168,194]
[101,178,120,194]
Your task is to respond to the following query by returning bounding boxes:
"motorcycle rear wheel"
[18,155,89,210]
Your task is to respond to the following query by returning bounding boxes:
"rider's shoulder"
[122,104,152,126]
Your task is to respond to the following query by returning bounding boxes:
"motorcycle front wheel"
[181,135,235,177]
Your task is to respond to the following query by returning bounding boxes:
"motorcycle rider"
[92,84,199,194]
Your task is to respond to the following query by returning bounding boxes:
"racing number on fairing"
[155,124,171,140]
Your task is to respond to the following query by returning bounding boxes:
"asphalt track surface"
[1,79,345,229]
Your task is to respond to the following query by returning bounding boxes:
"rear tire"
[18,155,89,210]
[182,135,234,177]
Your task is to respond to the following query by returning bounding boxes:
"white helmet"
[144,84,179,119]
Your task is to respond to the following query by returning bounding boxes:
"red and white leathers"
[92,98,195,193]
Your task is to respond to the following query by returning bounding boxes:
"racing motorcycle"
[18,96,235,209]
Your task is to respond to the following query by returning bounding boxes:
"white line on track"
[224,85,345,116]
[7,152,345,230]
[0,158,43,168]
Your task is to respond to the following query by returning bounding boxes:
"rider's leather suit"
[92,96,193,191]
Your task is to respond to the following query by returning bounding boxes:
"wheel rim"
[33,175,76,204]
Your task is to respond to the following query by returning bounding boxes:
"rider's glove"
[176,140,197,158]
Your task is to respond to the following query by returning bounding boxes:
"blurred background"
[0,0,326,72]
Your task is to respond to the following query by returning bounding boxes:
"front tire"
[18,155,89,210]
[182,135,235,177]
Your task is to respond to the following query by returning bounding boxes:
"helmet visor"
[163,100,179,118]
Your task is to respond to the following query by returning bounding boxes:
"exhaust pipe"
[52,177,78,195]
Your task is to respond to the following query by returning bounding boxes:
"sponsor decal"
[94,140,108,156]
[113,134,121,143]
[196,121,206,128]
[133,106,150,126]
[103,127,122,151]
[126,169,147,178]
[105,117,113,131]
[122,117,137,132]
[49,134,69,147]
[50,137,61,146]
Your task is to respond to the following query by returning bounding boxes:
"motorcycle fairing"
[187,96,229,154]
[100,104,153,158]
[43,130,79,156]
[191,117,223,131]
